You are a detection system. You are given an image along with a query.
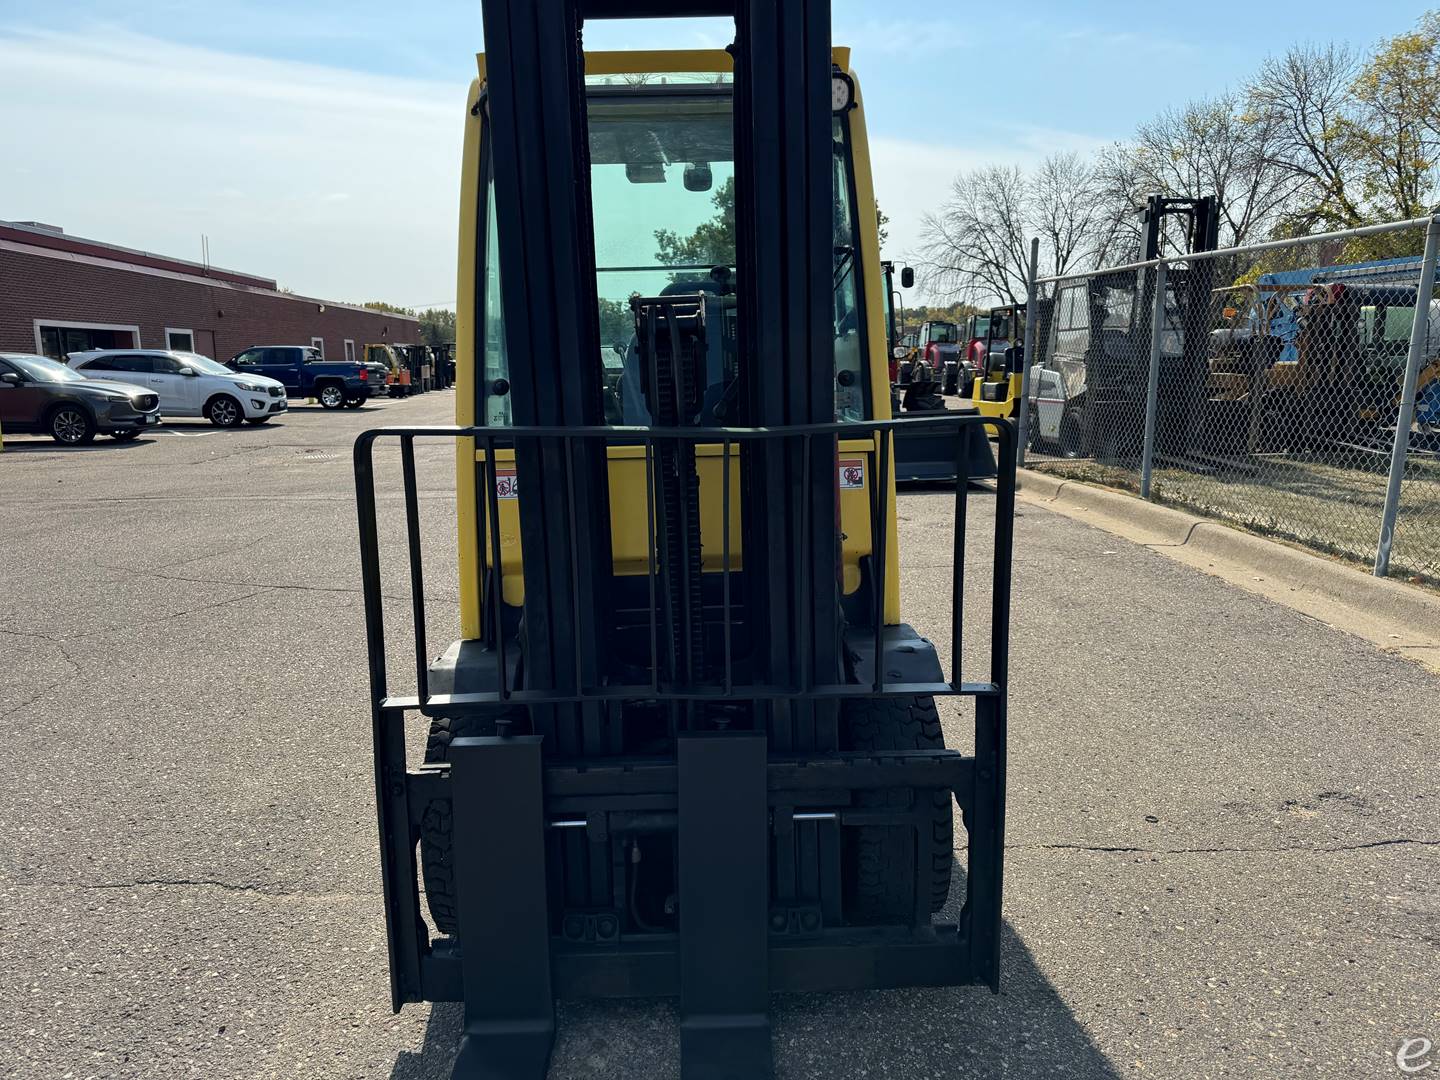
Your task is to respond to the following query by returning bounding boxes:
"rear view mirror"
[0,372,19,385]
[683,163,713,192]
[178,367,196,377]
[892,345,907,360]
[626,162,666,184]
[900,267,915,289]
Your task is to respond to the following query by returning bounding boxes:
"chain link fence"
[1019,216,1440,588]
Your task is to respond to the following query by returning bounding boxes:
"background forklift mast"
[1031,193,1220,458]
[880,258,914,382]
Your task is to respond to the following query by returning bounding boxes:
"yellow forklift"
[971,303,1024,428]
[353,8,1016,1078]
[362,342,401,394]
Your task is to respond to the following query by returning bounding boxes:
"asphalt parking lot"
[1,391,1437,1079]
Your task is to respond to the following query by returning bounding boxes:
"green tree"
[418,307,456,346]
[876,199,889,249]
[359,300,417,316]
[654,176,736,266]
[597,297,634,351]
[1338,12,1440,222]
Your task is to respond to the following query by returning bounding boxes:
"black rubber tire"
[419,710,527,936]
[110,429,143,442]
[205,395,244,427]
[49,404,95,445]
[1059,409,1085,459]
[317,383,346,409]
[840,696,953,923]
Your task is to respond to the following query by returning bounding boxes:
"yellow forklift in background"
[361,342,401,394]
[972,303,1025,428]
[353,9,1017,1077]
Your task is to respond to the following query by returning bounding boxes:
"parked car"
[227,345,371,409]
[0,352,162,444]
[69,349,288,427]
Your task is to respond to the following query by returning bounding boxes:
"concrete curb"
[1017,468,1440,650]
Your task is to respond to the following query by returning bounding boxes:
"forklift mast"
[351,4,1018,1078]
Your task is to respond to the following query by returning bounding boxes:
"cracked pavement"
[1,394,1437,1079]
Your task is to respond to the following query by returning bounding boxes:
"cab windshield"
[591,87,868,422]
[490,84,870,426]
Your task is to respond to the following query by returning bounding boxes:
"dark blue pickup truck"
[228,345,372,409]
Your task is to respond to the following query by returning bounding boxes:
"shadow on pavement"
[0,437,150,453]
[390,1003,462,1080]
[387,861,1117,1079]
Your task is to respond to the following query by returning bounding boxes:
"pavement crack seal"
[93,562,452,603]
[1036,838,1440,855]
[162,589,265,623]
[16,878,374,899]
[14,877,292,895]
[95,563,364,596]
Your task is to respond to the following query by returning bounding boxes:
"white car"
[67,349,287,427]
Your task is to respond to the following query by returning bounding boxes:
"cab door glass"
[1055,285,1089,358]
[831,117,865,422]
[481,159,512,427]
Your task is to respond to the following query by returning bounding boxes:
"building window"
[310,336,325,359]
[33,320,140,361]
[344,339,356,363]
[165,328,195,352]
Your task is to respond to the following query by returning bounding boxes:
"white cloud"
[1,24,1114,311]
[0,27,460,304]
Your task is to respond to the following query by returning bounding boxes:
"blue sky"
[0,0,1425,307]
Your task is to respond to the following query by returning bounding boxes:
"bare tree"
[916,165,1029,305]
[1132,93,1302,247]
[1085,141,1148,265]
[917,154,1109,304]
[1245,43,1365,230]
[1032,153,1108,273]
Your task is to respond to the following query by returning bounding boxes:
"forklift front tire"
[841,696,954,922]
[419,709,528,937]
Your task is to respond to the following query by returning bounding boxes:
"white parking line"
[147,429,221,438]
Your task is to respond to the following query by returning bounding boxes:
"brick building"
[0,221,419,363]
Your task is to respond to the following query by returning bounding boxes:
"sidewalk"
[1017,468,1440,673]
